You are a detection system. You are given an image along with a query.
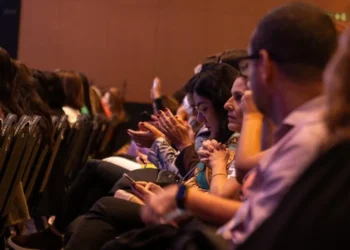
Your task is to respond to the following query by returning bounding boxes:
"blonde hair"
[89,86,104,116]
[107,87,126,121]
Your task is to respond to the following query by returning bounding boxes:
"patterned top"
[147,127,210,176]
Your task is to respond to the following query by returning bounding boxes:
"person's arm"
[141,184,242,226]
[235,114,266,183]
[235,91,266,183]
[151,77,166,112]
[211,175,241,200]
[147,137,180,174]
[185,188,242,225]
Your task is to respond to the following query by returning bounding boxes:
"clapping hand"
[154,109,193,151]
[127,122,165,148]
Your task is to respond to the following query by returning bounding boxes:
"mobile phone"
[123,173,136,187]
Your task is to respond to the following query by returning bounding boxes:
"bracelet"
[176,184,188,209]
[211,173,227,179]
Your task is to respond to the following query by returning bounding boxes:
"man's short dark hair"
[251,2,337,81]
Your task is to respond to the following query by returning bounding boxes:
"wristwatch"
[175,184,188,209]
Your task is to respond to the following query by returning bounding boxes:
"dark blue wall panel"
[0,0,21,58]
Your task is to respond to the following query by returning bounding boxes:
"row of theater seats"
[0,113,123,231]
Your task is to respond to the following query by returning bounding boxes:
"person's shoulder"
[293,119,327,144]
[261,120,326,162]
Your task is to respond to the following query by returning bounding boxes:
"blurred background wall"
[14,0,349,103]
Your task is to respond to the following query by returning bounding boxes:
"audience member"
[56,70,84,125]
[43,71,67,116]
[89,85,105,117]
[101,87,127,122]
[237,24,350,250]
[134,3,337,250]
[1,2,345,250]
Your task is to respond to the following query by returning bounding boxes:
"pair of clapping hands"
[127,109,194,151]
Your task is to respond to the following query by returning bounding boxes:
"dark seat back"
[24,116,50,201]
[0,115,30,217]
[91,114,109,158]
[79,116,100,166]
[97,117,119,158]
[0,114,17,170]
[64,115,92,180]
[21,116,45,189]
[39,115,69,193]
[32,115,70,216]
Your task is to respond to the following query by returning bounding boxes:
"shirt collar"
[274,95,326,142]
[282,95,326,127]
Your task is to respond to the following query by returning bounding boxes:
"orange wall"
[18,0,349,103]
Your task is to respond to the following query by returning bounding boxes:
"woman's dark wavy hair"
[191,63,239,143]
[0,48,54,144]
[56,69,84,110]
[44,71,66,111]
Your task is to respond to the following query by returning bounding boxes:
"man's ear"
[259,49,273,85]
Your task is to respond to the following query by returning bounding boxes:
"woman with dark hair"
[32,69,49,104]
[5,60,54,140]
[44,71,67,116]
[192,63,234,143]
[0,49,54,226]
[56,70,84,125]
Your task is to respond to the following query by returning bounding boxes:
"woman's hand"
[201,140,229,171]
[127,122,166,148]
[156,109,193,151]
[131,182,164,201]
[241,90,263,118]
[136,181,164,194]
[135,151,151,164]
[140,184,179,224]
[197,145,210,165]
